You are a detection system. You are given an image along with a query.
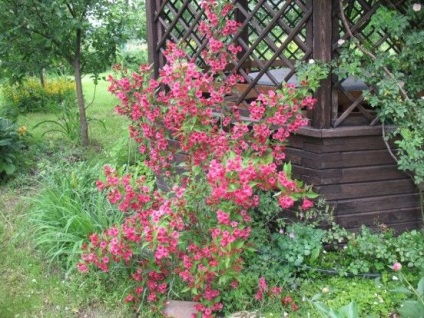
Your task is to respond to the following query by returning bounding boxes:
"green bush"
[29,161,125,271]
[321,225,424,276]
[345,227,424,274]
[1,77,76,114]
[0,117,25,177]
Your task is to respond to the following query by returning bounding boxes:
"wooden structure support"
[146,0,422,231]
[286,127,421,231]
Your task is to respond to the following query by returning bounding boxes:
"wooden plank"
[337,208,422,229]
[291,164,408,185]
[296,125,391,138]
[286,134,306,149]
[304,150,395,169]
[235,0,249,60]
[291,165,340,184]
[301,136,387,153]
[387,222,423,233]
[334,193,420,214]
[312,0,332,128]
[317,179,417,200]
[287,148,396,169]
[146,0,160,78]
[340,150,396,167]
[289,131,386,146]
[340,165,409,183]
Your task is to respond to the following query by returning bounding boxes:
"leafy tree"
[0,0,143,146]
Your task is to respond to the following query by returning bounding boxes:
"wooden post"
[312,0,333,129]
[146,0,160,78]
[235,0,249,63]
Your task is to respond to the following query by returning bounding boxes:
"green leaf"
[260,151,274,165]
[310,247,320,262]
[340,302,359,318]
[235,240,244,249]
[225,257,230,268]
[248,181,258,188]
[0,139,13,146]
[283,162,292,175]
[306,192,320,199]
[417,278,424,297]
[180,287,191,293]
[191,165,202,176]
[313,301,331,314]
[4,163,16,175]
[397,300,424,318]
[391,287,414,295]
[311,293,322,301]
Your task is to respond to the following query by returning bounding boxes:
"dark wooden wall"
[286,126,422,232]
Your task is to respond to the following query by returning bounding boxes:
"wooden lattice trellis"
[147,0,407,129]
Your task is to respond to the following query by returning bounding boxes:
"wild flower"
[392,262,402,272]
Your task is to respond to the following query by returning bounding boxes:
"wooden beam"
[312,0,333,129]
[234,0,249,61]
[146,0,160,78]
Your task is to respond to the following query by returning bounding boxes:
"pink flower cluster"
[80,0,323,316]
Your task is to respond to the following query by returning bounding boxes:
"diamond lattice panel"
[229,0,312,104]
[332,0,406,127]
[245,0,311,70]
[158,0,206,66]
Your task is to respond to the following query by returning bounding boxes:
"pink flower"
[124,294,134,302]
[392,262,402,271]
[259,277,267,291]
[278,196,294,209]
[301,198,314,210]
[77,263,88,273]
[254,290,263,301]
[282,296,292,305]
[270,286,283,295]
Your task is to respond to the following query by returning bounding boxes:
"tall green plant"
[30,162,124,271]
[33,98,106,144]
[0,118,25,177]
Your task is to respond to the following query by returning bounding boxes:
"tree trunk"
[73,28,89,146]
[74,58,89,146]
[39,69,45,87]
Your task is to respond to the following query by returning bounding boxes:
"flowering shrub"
[1,77,76,114]
[79,0,327,316]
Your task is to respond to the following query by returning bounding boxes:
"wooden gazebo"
[146,0,421,231]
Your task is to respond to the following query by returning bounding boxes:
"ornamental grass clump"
[78,1,327,317]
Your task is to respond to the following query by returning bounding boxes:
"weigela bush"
[79,1,327,316]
